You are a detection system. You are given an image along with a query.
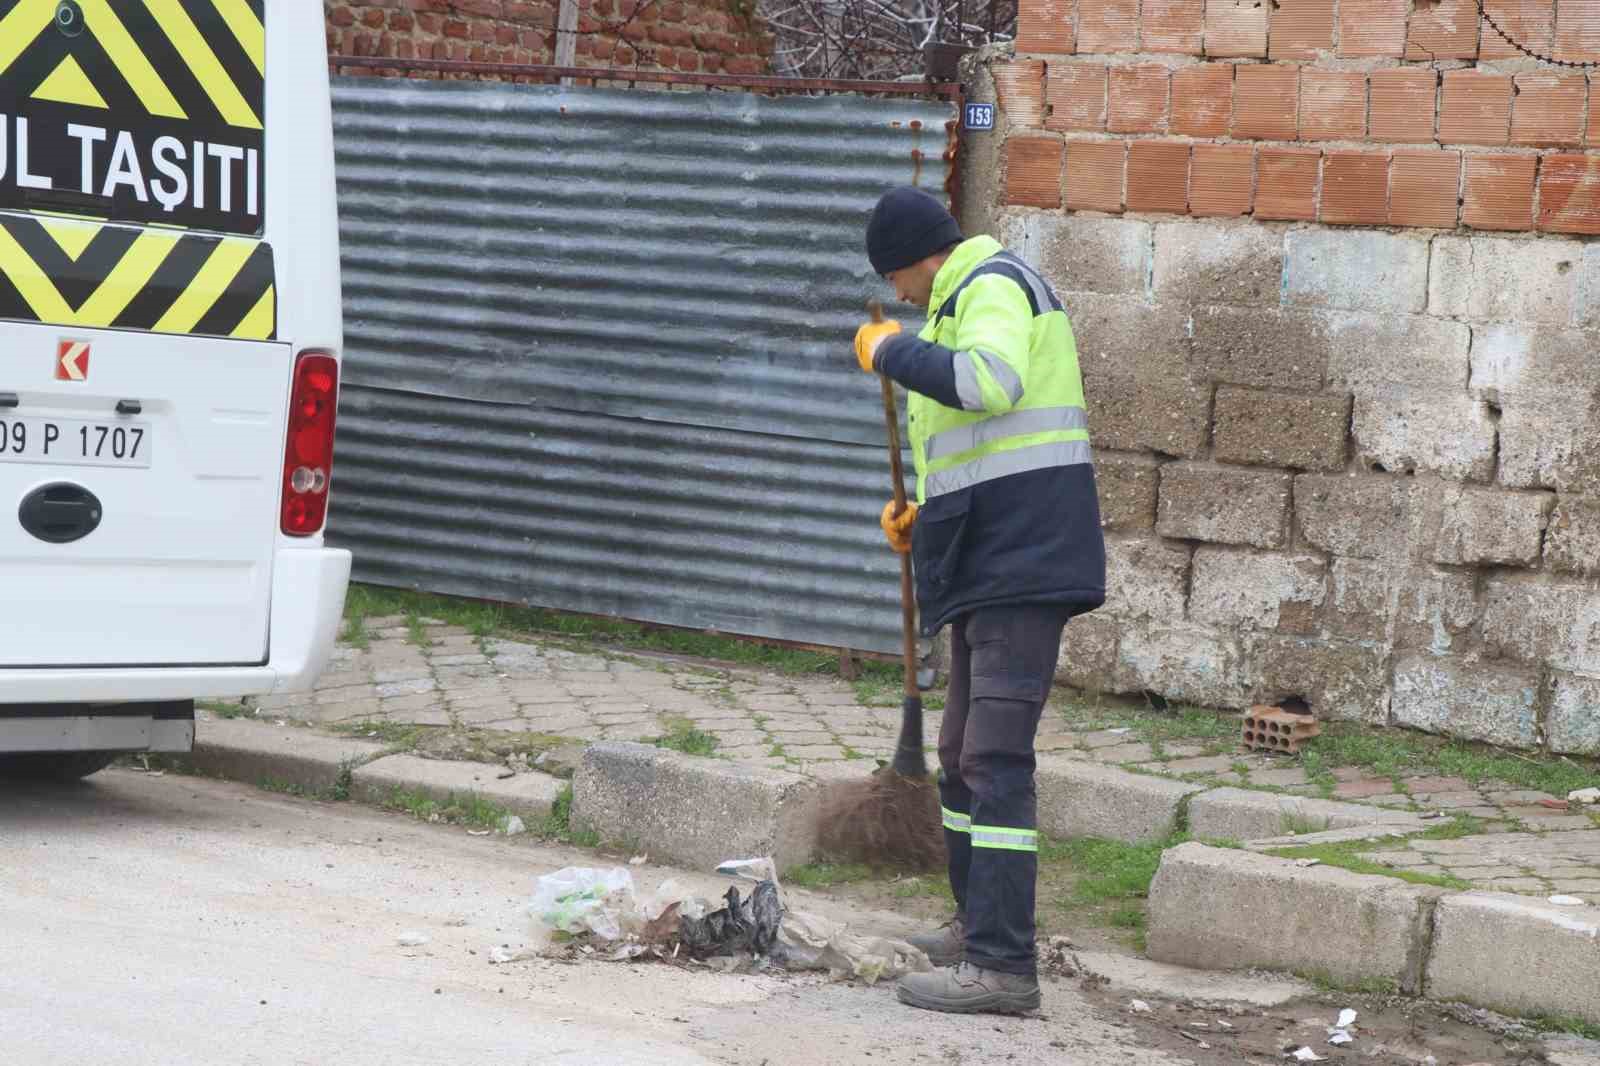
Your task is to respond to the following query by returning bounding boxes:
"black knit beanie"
[865,187,964,275]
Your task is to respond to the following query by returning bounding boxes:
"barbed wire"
[1478,0,1600,69]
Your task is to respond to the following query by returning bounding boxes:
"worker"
[853,187,1106,1015]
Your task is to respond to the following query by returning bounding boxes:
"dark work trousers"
[937,604,1070,977]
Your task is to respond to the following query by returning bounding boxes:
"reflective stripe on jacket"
[875,235,1107,634]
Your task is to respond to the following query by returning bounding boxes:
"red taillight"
[282,351,339,536]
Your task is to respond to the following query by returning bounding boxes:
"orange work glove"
[880,500,918,554]
[854,318,902,373]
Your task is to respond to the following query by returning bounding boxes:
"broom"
[813,301,945,871]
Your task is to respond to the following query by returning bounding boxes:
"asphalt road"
[0,769,1189,1066]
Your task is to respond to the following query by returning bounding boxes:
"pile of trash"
[522,859,930,985]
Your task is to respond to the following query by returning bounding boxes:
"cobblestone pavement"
[244,618,1600,898]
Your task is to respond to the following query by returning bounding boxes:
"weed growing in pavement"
[1264,840,1471,891]
[786,862,875,888]
[1300,971,1401,998]
[889,875,956,903]
[259,777,310,798]
[1303,727,1599,799]
[1531,1015,1600,1042]
[341,613,371,651]
[1054,696,1240,754]
[404,608,432,649]
[1044,834,1189,908]
[329,719,429,750]
[1279,810,1332,837]
[542,784,601,847]
[342,584,904,682]
[331,759,356,802]
[652,717,720,758]
[382,787,509,830]
[198,699,253,720]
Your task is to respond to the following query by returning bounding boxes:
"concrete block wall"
[965,0,1600,754]
[989,214,1600,755]
[325,0,773,76]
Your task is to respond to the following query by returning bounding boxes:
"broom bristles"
[814,770,945,871]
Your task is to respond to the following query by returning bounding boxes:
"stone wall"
[956,0,1600,754]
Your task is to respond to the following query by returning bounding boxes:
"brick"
[1428,235,1581,324]
[1255,147,1320,220]
[1482,579,1600,673]
[1482,0,1555,59]
[330,6,356,26]
[1065,139,1126,211]
[1204,0,1267,56]
[1389,150,1461,227]
[1109,64,1171,132]
[1190,305,1328,389]
[1285,229,1429,314]
[1299,71,1366,141]
[1213,387,1350,470]
[1556,0,1600,62]
[1233,65,1298,140]
[1547,672,1600,754]
[1126,141,1190,213]
[1432,487,1555,566]
[1142,0,1204,53]
[1546,497,1600,577]
[1511,74,1587,147]
[1320,150,1390,226]
[1072,296,1211,455]
[1005,138,1064,207]
[1157,462,1294,548]
[1339,0,1407,55]
[1296,475,1413,559]
[1392,654,1540,748]
[1191,548,1326,631]
[1369,69,1438,143]
[1103,537,1192,620]
[1407,0,1481,59]
[1078,0,1140,51]
[1014,214,1152,295]
[1045,62,1108,131]
[1170,63,1233,137]
[1462,154,1537,230]
[1152,219,1283,305]
[1095,453,1163,530]
[1189,144,1254,216]
[1249,635,1391,723]
[1469,324,1600,491]
[1539,154,1600,235]
[994,59,1048,128]
[360,7,386,26]
[1017,0,1076,52]
[1439,71,1513,145]
[1270,0,1335,58]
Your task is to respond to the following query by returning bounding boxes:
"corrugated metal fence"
[328,75,955,653]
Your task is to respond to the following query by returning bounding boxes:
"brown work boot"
[896,962,1041,1015]
[905,916,964,967]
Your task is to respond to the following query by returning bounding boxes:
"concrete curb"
[351,753,565,823]
[1187,787,1428,842]
[572,741,821,874]
[1146,843,1600,1026]
[1037,759,1205,843]
[180,718,390,793]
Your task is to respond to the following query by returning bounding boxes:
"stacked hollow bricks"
[982,0,1600,756]
[325,0,773,76]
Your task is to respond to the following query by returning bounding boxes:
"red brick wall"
[996,0,1600,233]
[326,0,774,77]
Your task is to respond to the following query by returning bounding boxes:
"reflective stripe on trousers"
[924,405,1089,463]
[925,438,1092,497]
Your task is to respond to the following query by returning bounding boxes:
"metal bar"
[329,56,962,97]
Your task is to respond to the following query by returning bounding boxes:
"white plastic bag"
[528,867,638,941]
[775,911,931,984]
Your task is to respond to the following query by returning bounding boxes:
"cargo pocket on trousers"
[912,489,972,605]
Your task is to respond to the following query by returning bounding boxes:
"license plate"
[0,416,152,469]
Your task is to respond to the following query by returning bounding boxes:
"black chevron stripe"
[1,19,148,119]
[112,1,225,128]
[191,241,274,337]
[0,255,32,324]
[189,3,264,126]
[109,231,215,330]
[1,217,141,309]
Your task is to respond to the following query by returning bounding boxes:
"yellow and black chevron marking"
[0,0,265,131]
[0,213,274,339]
